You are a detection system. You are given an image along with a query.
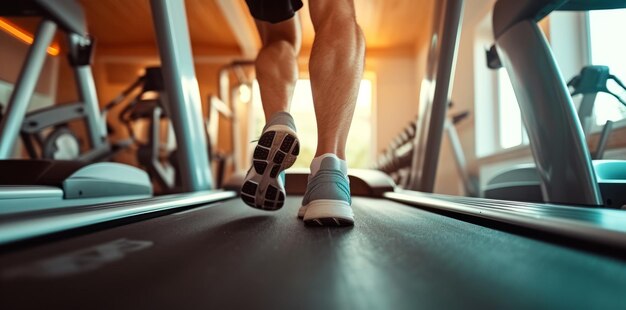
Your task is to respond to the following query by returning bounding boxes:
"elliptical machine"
[109,67,180,193]
[14,36,133,162]
[111,67,240,193]
[0,17,129,161]
[0,0,152,214]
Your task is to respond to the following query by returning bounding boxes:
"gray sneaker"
[241,112,299,210]
[300,156,354,226]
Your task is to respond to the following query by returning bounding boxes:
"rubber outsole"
[240,129,299,211]
[304,217,354,227]
[297,205,307,219]
[301,200,354,226]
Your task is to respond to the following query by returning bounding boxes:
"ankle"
[264,111,297,132]
[309,153,348,180]
[314,146,346,159]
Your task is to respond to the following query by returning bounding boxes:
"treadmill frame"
[149,0,213,192]
[492,0,603,206]
[407,0,464,193]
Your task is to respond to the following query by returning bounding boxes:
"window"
[588,9,626,127]
[252,79,374,169]
[474,13,529,157]
[474,9,626,158]
[497,69,527,149]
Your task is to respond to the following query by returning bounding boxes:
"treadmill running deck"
[1,197,625,309]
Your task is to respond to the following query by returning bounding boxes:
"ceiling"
[6,0,435,60]
[82,0,434,59]
[80,0,243,51]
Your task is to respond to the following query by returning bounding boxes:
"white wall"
[367,55,419,155]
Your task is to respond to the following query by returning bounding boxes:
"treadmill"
[1,0,625,309]
[483,0,626,207]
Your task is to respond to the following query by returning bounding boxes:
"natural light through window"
[252,79,373,169]
[498,70,525,149]
[589,9,626,126]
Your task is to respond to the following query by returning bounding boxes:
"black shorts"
[245,0,303,24]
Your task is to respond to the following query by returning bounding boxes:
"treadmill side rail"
[0,190,236,246]
[386,190,626,251]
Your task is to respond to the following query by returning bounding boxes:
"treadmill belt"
[1,197,625,309]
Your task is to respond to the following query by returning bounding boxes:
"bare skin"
[253,0,365,160]
[254,17,301,122]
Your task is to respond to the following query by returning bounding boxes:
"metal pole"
[218,66,230,106]
[149,0,213,191]
[69,34,106,149]
[577,93,597,137]
[407,0,465,192]
[0,20,57,159]
[445,119,476,196]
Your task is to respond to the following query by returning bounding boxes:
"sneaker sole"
[302,200,354,226]
[240,125,299,211]
[297,205,307,219]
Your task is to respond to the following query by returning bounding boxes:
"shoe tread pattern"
[241,130,299,211]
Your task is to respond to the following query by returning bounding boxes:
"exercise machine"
[206,94,235,188]
[0,0,153,213]
[484,0,626,208]
[569,65,625,151]
[108,67,181,193]
[110,66,242,192]
[216,60,255,174]
[0,8,129,162]
[376,105,477,196]
[484,66,626,204]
